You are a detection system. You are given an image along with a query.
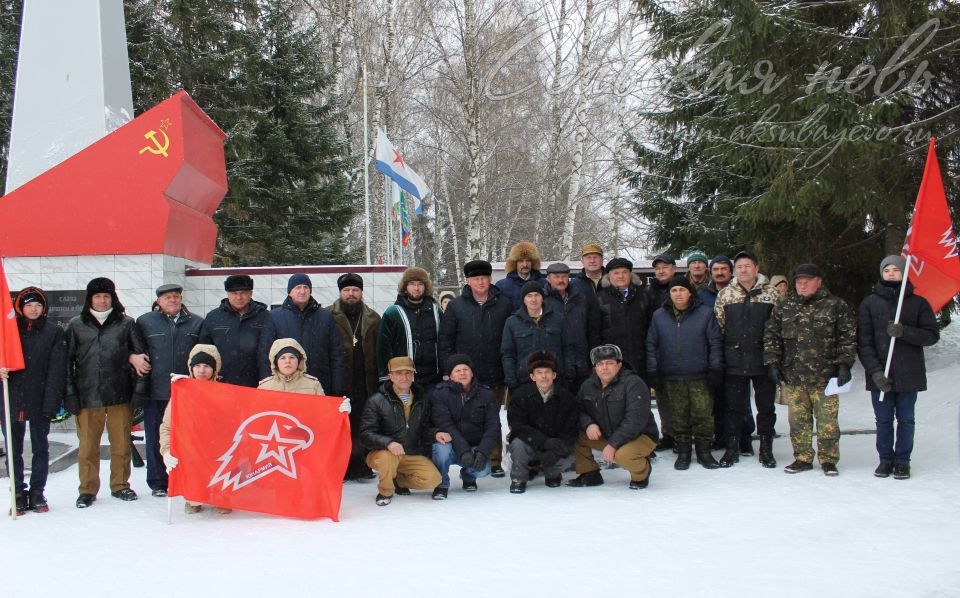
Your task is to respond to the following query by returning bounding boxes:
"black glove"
[543,438,569,457]
[886,322,904,338]
[459,451,477,471]
[471,449,488,472]
[767,366,782,386]
[707,369,724,389]
[836,364,852,387]
[645,371,659,391]
[63,394,80,416]
[871,371,893,392]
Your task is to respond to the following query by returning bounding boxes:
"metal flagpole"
[880,254,912,402]
[384,176,394,263]
[362,63,372,265]
[3,378,17,519]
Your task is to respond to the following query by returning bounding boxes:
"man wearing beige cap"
[574,243,605,293]
[359,356,443,506]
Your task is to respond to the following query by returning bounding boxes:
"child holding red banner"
[159,344,232,515]
[0,287,66,514]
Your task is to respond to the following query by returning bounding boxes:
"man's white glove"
[163,452,179,473]
[338,398,352,414]
[170,373,189,383]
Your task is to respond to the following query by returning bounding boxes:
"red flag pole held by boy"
[884,139,960,401]
[0,256,26,519]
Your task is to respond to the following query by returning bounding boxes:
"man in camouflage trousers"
[763,264,857,476]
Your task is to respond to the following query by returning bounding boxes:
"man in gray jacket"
[567,344,660,490]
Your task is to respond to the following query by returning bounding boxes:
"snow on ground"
[3,330,960,597]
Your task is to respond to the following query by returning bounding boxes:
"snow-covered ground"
[3,329,959,597]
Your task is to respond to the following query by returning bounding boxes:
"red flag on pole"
[903,138,960,312]
[167,379,351,521]
[0,256,25,372]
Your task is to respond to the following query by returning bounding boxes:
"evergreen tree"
[0,0,22,195]
[625,0,959,304]
[126,0,357,266]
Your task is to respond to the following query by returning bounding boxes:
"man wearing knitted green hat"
[685,250,710,294]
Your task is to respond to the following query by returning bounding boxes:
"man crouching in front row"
[506,350,580,493]
[359,357,443,506]
[567,344,659,490]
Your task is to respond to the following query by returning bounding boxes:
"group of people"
[0,241,940,514]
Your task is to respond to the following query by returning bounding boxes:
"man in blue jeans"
[430,354,500,499]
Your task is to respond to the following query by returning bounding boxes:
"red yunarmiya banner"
[167,379,351,520]
[0,257,25,372]
[904,138,960,312]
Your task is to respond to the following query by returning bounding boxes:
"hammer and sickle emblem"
[139,129,170,158]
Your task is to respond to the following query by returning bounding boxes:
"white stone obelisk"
[4,0,133,192]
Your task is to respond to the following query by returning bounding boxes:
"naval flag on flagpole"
[375,129,429,214]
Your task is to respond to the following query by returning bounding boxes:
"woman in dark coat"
[0,287,66,513]
[857,255,939,480]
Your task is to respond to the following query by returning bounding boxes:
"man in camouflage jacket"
[763,264,856,476]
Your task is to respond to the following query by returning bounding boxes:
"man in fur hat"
[66,277,147,508]
[495,241,548,309]
[377,267,442,391]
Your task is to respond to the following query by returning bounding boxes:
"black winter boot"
[695,440,720,469]
[719,436,739,468]
[674,441,692,470]
[758,434,776,468]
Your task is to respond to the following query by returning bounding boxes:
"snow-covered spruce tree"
[127,0,357,266]
[624,0,959,303]
[0,0,22,195]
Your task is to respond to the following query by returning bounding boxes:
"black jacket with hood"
[1,287,67,421]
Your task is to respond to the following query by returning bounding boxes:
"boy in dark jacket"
[646,278,723,470]
[506,351,580,493]
[360,356,442,506]
[0,287,66,513]
[430,354,501,498]
[857,255,939,480]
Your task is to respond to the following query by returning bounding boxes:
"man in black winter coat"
[199,275,275,388]
[66,278,147,508]
[544,262,602,392]
[0,287,66,513]
[135,283,202,497]
[506,351,580,493]
[567,344,659,490]
[857,255,939,480]
[438,259,512,476]
[596,257,652,376]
